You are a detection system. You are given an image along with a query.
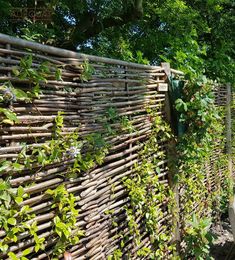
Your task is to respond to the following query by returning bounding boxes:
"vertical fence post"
[226,84,233,183]
[161,62,181,255]
[226,83,235,241]
[225,83,233,201]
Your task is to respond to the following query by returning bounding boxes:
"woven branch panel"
[214,84,227,106]
[0,35,181,259]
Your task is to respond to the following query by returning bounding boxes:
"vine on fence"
[122,109,177,259]
[174,76,230,258]
[0,56,79,258]
[0,54,62,125]
[46,185,83,258]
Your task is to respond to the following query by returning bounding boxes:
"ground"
[210,217,235,260]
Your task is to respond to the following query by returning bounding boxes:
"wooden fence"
[0,33,230,259]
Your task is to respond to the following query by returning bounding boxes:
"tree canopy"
[0,0,234,83]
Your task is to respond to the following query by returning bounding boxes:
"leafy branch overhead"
[1,0,233,84]
[70,0,143,45]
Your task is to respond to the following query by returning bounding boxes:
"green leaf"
[0,161,12,172]
[0,191,11,203]
[12,88,29,101]
[55,68,62,81]
[12,67,20,76]
[15,196,23,204]
[0,243,9,252]
[1,119,14,125]
[12,162,24,171]
[0,108,19,123]
[7,217,17,226]
[8,252,18,260]
[25,55,33,68]
[35,244,40,252]
[45,189,54,195]
[32,84,40,98]
[0,180,9,190]
[17,186,24,197]
[22,248,31,256]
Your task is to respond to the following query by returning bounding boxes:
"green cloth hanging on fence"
[169,78,186,136]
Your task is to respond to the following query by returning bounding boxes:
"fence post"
[226,83,235,242]
[225,83,233,200]
[226,84,233,183]
[161,62,181,255]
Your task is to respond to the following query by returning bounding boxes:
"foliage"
[46,185,83,258]
[0,56,99,258]
[0,111,89,257]
[175,76,222,146]
[109,109,177,259]
[174,76,230,257]
[0,180,36,256]
[80,59,95,82]
[183,215,214,260]
[0,107,18,125]
[107,249,123,260]
[1,1,234,84]
[13,55,50,98]
[0,55,54,125]
[0,81,26,125]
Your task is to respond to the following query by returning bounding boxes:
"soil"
[210,217,235,260]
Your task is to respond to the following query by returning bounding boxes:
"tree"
[0,0,234,83]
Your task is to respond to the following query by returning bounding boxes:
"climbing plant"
[107,106,178,259]
[174,76,231,258]
[0,56,80,258]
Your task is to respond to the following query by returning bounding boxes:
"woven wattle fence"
[0,34,185,259]
[0,33,230,260]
